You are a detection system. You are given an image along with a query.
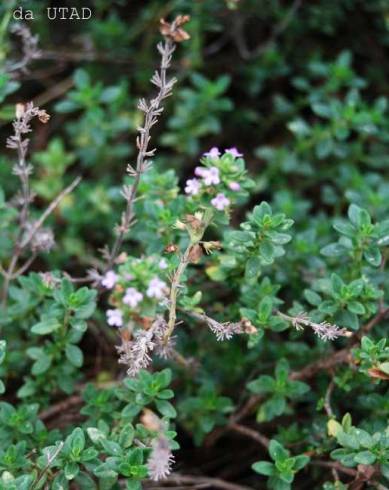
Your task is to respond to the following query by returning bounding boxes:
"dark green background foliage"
[0,0,389,489]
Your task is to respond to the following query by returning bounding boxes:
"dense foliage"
[0,1,389,489]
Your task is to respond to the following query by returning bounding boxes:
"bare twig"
[31,442,64,490]
[229,423,269,449]
[145,474,253,490]
[163,242,193,345]
[323,379,335,418]
[20,176,81,250]
[7,23,41,74]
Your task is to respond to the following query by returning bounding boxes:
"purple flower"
[203,167,220,186]
[101,270,118,289]
[194,166,207,177]
[229,181,241,191]
[185,178,201,195]
[106,309,123,327]
[211,193,230,211]
[147,277,167,299]
[203,147,221,158]
[225,147,243,158]
[123,287,143,308]
[158,258,168,270]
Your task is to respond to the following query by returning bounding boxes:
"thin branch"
[145,474,254,490]
[31,442,64,490]
[163,243,193,345]
[20,176,81,250]
[323,379,335,418]
[229,423,269,449]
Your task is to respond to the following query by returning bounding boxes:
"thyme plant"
[0,4,389,490]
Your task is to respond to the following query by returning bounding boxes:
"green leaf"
[252,202,272,222]
[155,400,177,418]
[87,427,106,444]
[321,243,345,257]
[31,319,61,335]
[252,461,275,476]
[245,256,262,279]
[0,341,6,365]
[259,241,275,263]
[269,440,289,462]
[347,301,365,315]
[293,454,310,470]
[304,289,321,306]
[68,428,85,455]
[348,204,370,228]
[64,462,79,480]
[247,375,275,394]
[364,246,381,267]
[65,345,84,367]
[258,296,273,320]
[354,451,376,465]
[381,463,389,480]
[32,353,52,375]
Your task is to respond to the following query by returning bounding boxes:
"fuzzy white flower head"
[147,436,174,481]
[101,270,118,289]
[123,287,143,308]
[147,277,167,299]
[106,309,123,327]
[211,193,230,211]
[185,178,201,195]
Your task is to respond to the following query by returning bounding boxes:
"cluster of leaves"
[0,369,177,489]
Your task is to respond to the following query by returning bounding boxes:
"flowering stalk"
[185,310,256,341]
[1,103,49,305]
[105,17,189,272]
[1,103,81,306]
[277,311,351,341]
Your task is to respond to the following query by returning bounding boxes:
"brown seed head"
[160,15,190,43]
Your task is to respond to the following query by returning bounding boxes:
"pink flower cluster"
[184,147,243,211]
[102,270,168,328]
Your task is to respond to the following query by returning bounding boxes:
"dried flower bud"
[368,367,389,380]
[116,252,128,264]
[140,408,164,432]
[37,110,50,124]
[184,214,202,231]
[160,15,190,43]
[188,243,202,263]
[30,227,55,253]
[164,244,179,254]
[241,318,257,334]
